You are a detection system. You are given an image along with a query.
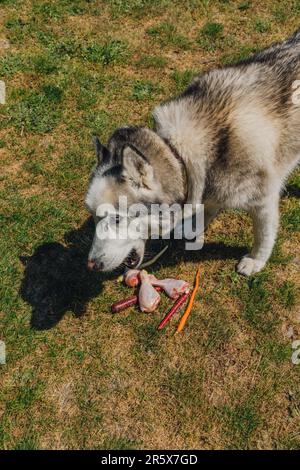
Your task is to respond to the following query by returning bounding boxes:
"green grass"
[82,40,128,65]
[83,109,110,134]
[137,55,167,68]
[0,53,27,76]
[238,1,252,10]
[104,0,170,17]
[277,281,297,309]
[253,18,272,33]
[197,21,225,52]
[5,85,63,133]
[0,0,299,451]
[13,433,39,450]
[230,272,281,334]
[223,399,261,449]
[201,22,224,39]
[171,69,197,92]
[221,45,259,65]
[131,79,160,101]
[33,53,58,75]
[282,203,300,232]
[272,1,300,23]
[146,22,191,49]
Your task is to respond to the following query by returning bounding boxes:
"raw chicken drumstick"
[148,275,189,300]
[139,270,161,312]
[124,269,189,300]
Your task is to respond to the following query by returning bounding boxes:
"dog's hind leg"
[237,195,279,276]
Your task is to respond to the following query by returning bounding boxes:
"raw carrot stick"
[157,291,190,330]
[175,267,200,333]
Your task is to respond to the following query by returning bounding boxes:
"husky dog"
[86,29,300,274]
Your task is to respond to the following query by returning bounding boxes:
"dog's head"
[85,126,184,272]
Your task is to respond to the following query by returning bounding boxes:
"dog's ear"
[122,145,154,189]
[92,136,110,166]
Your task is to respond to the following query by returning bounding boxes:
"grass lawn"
[0,0,300,450]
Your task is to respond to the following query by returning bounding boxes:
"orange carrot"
[175,267,200,334]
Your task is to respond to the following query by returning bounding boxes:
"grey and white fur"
[86,28,300,274]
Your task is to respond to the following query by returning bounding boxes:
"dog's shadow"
[20,218,110,330]
[20,217,246,330]
[285,183,300,198]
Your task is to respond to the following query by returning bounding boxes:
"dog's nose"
[87,260,95,270]
[87,260,104,271]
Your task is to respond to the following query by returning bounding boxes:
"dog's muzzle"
[87,249,140,272]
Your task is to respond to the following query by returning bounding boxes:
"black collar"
[162,137,189,205]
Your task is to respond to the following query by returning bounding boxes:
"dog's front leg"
[237,195,279,276]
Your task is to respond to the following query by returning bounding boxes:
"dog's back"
[249,27,300,66]
[155,28,300,207]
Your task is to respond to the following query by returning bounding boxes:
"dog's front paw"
[237,256,265,276]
